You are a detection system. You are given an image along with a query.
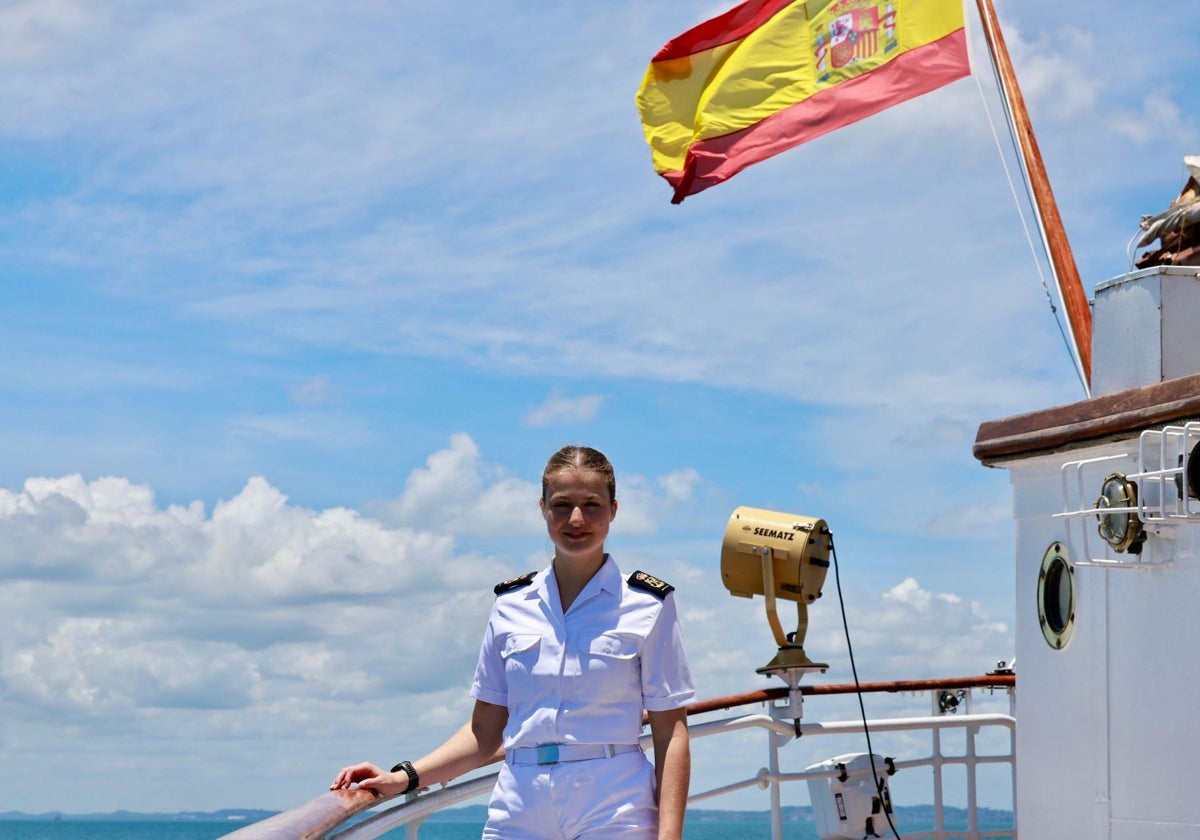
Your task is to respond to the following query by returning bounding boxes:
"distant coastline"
[0,810,277,823]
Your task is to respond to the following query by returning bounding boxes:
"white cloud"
[613,469,705,536]
[381,435,705,542]
[289,374,338,407]
[658,468,700,502]
[851,577,1012,675]
[1111,92,1192,147]
[922,499,1012,536]
[524,391,605,427]
[384,433,543,538]
[885,577,938,611]
[1004,22,1101,119]
[230,412,376,446]
[679,573,1011,703]
[0,460,516,811]
[0,442,1016,814]
[6,616,263,713]
[0,0,93,66]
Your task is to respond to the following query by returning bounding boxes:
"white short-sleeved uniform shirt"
[471,555,694,749]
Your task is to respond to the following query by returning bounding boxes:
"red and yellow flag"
[636,0,970,203]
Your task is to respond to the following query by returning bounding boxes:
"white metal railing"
[1055,423,1200,568]
[313,688,1016,840]
[1055,452,1153,568]
[335,775,497,840]
[1137,423,1200,522]
[685,713,1015,840]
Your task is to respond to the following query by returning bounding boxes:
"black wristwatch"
[390,760,420,793]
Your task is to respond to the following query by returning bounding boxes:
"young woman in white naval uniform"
[331,446,694,840]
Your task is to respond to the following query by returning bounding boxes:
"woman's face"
[540,468,617,562]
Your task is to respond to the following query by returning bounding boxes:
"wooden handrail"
[975,370,1200,462]
[678,673,1015,718]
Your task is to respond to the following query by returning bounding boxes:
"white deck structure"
[976,265,1200,839]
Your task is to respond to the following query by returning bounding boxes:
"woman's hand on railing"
[330,762,407,797]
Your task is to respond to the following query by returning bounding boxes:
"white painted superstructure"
[976,265,1200,839]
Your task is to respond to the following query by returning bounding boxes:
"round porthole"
[1038,541,1075,650]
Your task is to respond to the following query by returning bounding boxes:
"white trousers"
[482,750,658,840]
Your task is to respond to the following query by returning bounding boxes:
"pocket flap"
[588,633,639,659]
[500,634,541,659]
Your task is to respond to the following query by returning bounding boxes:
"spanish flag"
[636,0,970,203]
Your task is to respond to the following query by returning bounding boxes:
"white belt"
[507,743,642,765]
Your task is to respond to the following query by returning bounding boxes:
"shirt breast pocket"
[584,633,640,699]
[500,633,541,686]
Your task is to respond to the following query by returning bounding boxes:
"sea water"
[0,816,1012,839]
[0,821,823,840]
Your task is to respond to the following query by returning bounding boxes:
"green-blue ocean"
[0,821,820,840]
[0,813,1014,840]
[0,823,836,840]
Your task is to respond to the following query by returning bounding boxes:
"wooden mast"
[974,0,1092,390]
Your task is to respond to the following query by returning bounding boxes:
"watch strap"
[389,760,420,793]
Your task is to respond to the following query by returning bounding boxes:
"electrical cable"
[1125,226,1145,271]
[830,536,902,839]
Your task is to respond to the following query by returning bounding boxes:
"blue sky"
[1,0,1197,817]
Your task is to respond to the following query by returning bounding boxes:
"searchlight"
[720,506,832,678]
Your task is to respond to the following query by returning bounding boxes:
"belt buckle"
[535,744,559,765]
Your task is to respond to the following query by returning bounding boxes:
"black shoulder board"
[628,570,674,599]
[494,571,537,595]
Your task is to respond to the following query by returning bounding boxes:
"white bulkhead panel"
[1007,438,1200,835]
[1106,515,1200,829]
[1006,449,1113,839]
[976,258,1200,836]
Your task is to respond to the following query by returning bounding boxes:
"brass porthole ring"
[1037,541,1075,650]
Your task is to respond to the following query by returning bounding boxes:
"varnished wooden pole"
[975,0,1092,389]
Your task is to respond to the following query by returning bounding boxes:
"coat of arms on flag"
[814,1,900,84]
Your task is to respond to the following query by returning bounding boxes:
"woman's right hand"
[328,703,506,800]
[329,762,407,796]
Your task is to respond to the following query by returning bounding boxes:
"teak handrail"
[681,673,1015,718]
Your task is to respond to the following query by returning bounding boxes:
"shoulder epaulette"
[494,571,537,595]
[628,570,674,599]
